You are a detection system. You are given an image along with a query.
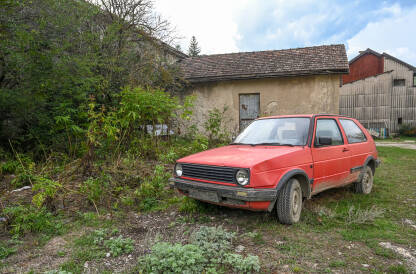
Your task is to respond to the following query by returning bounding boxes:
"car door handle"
[342,148,350,152]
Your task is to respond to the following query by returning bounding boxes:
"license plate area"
[189,189,220,203]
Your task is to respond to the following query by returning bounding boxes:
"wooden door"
[239,94,260,131]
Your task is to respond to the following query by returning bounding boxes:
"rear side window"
[315,119,344,146]
[340,119,367,143]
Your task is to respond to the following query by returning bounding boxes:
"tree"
[188,36,201,57]
[0,0,182,155]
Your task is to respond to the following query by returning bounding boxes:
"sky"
[154,0,416,65]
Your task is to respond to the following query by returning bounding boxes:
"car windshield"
[233,117,310,146]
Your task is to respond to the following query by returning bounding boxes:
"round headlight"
[236,169,249,185]
[175,163,183,177]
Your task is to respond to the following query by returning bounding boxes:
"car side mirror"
[318,137,332,146]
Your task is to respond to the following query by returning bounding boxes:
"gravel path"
[376,142,416,150]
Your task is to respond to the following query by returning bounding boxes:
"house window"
[413,73,416,86]
[398,117,403,125]
[393,79,405,86]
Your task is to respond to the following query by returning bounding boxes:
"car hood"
[178,145,305,169]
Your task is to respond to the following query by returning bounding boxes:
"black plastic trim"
[169,177,276,202]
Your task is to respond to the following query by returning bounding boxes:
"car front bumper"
[169,177,277,210]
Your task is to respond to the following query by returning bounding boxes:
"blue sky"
[155,0,416,65]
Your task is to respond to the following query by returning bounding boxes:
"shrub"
[138,242,209,273]
[2,205,62,236]
[80,176,109,207]
[135,165,171,211]
[104,235,135,257]
[204,106,231,145]
[398,123,416,137]
[137,226,260,273]
[190,226,235,262]
[0,160,19,175]
[32,176,62,208]
[223,253,260,273]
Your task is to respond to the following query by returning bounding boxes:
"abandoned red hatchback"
[170,114,380,224]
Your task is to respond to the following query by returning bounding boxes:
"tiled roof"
[179,44,349,83]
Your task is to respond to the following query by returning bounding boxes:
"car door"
[311,117,351,193]
[339,118,370,182]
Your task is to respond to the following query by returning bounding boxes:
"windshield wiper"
[229,142,254,146]
[253,142,295,147]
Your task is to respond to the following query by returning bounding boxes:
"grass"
[1,146,415,273]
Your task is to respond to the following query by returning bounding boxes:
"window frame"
[339,118,368,144]
[393,79,406,87]
[313,118,345,147]
[413,72,416,87]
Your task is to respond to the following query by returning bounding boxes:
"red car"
[170,114,380,224]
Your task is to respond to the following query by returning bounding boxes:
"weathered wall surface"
[343,53,384,84]
[182,74,340,135]
[340,63,416,133]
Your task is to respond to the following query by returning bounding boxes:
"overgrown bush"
[32,176,62,208]
[2,205,62,236]
[135,165,171,211]
[204,106,231,145]
[137,226,260,273]
[398,123,416,137]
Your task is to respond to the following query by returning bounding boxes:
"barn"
[340,48,416,136]
[179,44,349,135]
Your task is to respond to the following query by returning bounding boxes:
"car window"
[340,119,367,143]
[233,117,310,146]
[314,119,343,146]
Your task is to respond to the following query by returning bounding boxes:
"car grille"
[181,163,237,183]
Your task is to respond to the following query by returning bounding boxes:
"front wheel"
[354,166,373,194]
[276,178,302,224]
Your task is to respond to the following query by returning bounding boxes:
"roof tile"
[179,44,349,83]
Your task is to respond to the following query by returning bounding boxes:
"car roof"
[257,114,353,120]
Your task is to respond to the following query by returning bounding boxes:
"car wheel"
[276,178,302,224]
[354,166,374,194]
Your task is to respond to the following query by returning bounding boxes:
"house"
[340,48,416,136]
[179,44,349,134]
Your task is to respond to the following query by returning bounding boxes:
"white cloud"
[154,0,248,54]
[347,5,416,65]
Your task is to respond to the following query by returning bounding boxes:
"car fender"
[267,168,312,212]
[358,155,377,180]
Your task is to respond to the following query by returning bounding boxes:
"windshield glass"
[233,117,310,146]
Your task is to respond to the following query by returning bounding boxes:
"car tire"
[276,178,302,224]
[354,166,374,194]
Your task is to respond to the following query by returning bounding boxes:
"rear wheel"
[276,178,302,224]
[354,166,373,194]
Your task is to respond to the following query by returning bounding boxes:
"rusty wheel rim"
[292,185,302,217]
[362,170,373,193]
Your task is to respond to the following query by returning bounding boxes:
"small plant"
[0,160,19,175]
[346,205,385,224]
[329,260,346,267]
[223,253,260,273]
[137,242,209,273]
[137,226,260,273]
[80,176,109,208]
[204,106,230,145]
[191,226,235,261]
[0,241,17,259]
[104,235,135,257]
[32,176,62,208]
[2,205,62,236]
